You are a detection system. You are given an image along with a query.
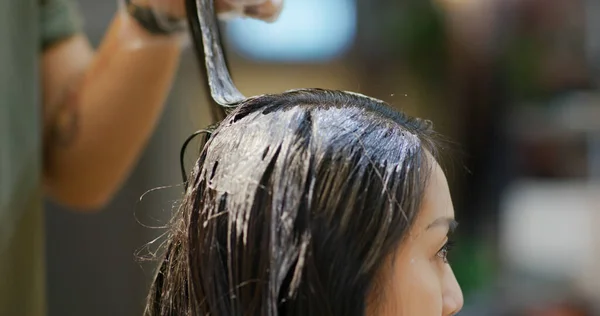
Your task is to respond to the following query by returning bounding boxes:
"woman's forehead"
[414,160,455,230]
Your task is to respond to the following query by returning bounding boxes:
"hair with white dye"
[145,88,440,316]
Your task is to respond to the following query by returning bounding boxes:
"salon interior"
[45,0,600,315]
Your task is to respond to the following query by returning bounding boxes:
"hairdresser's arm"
[42,1,282,211]
[42,14,181,211]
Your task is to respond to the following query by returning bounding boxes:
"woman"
[145,89,464,315]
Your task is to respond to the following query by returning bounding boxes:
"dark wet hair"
[145,89,439,316]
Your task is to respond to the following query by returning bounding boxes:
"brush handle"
[185,0,246,121]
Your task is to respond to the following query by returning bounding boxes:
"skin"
[368,159,464,316]
[41,0,280,210]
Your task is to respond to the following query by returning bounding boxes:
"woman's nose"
[442,265,464,316]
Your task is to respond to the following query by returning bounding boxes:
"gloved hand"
[132,0,283,22]
[217,0,283,21]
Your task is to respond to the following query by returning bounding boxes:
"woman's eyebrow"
[426,217,458,233]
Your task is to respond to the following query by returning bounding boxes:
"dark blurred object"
[516,300,597,316]
[505,0,591,99]
[356,0,448,89]
[510,93,600,179]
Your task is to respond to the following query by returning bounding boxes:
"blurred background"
[45,0,600,315]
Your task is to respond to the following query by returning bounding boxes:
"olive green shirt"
[0,0,81,315]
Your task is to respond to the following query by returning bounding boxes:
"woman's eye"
[436,240,455,264]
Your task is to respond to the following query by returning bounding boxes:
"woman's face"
[368,161,464,316]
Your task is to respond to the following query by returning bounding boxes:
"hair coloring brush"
[180,0,247,185]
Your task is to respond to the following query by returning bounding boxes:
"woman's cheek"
[392,257,444,315]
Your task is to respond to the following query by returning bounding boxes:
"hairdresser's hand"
[135,0,283,21]
[217,0,283,21]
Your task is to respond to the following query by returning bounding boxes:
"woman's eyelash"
[437,240,456,264]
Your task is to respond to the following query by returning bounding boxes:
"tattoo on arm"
[43,83,82,169]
